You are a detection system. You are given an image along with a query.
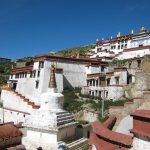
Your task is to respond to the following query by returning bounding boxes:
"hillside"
[54,44,95,57]
[0,62,14,84]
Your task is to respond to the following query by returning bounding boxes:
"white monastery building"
[90,27,150,60]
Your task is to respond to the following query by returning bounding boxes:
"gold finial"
[49,64,57,88]
[140,27,147,33]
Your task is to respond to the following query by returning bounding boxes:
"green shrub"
[98,115,109,123]
[63,89,84,113]
[78,120,89,125]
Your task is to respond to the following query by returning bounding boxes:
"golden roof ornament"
[140,27,147,33]
[49,64,57,88]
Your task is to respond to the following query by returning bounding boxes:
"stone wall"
[58,124,76,141]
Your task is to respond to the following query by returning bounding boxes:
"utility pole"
[101,90,105,118]
[2,102,4,124]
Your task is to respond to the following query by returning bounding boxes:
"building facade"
[90,27,150,60]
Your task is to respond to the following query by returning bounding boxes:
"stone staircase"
[57,111,75,126]
[66,138,88,150]
[13,90,40,109]
[1,89,40,114]
[109,91,150,131]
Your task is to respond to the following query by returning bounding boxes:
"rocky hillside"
[54,44,95,57]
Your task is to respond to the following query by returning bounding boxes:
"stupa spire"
[49,64,57,89]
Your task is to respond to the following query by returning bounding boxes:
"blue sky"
[0,0,150,59]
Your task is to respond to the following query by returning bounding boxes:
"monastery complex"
[0,27,150,150]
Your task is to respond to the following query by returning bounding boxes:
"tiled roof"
[88,118,133,150]
[33,55,108,65]
[130,110,150,119]
[92,121,133,146]
[11,65,33,74]
[0,124,22,138]
[130,110,150,139]
[123,45,150,52]
[103,116,116,129]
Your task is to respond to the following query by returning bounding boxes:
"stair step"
[12,90,40,110]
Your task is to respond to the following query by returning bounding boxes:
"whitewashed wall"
[85,66,101,74]
[1,90,32,113]
[22,130,58,150]
[117,49,150,60]
[130,36,150,48]
[112,71,127,85]
[42,60,87,89]
[0,108,29,124]
[130,137,150,150]
[88,86,124,100]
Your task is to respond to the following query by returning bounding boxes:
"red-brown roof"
[130,110,150,138]
[143,91,150,94]
[92,121,133,146]
[130,110,150,119]
[0,124,22,138]
[103,116,116,130]
[87,73,106,79]
[11,65,33,75]
[123,45,150,52]
[114,67,127,72]
[89,119,133,150]
[33,55,108,65]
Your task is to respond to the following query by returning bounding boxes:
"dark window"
[105,91,108,98]
[93,80,95,86]
[137,60,141,68]
[107,78,110,86]
[129,62,132,68]
[37,70,40,77]
[39,61,44,68]
[99,91,101,97]
[30,71,36,78]
[33,71,36,78]
[96,80,98,86]
[101,66,105,72]
[30,71,32,78]
[97,48,102,52]
[115,77,119,85]
[100,77,105,86]
[36,80,39,89]
[25,73,27,78]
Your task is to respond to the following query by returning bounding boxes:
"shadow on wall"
[63,75,73,89]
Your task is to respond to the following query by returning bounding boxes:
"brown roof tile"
[0,124,22,138]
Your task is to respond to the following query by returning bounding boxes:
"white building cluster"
[0,26,150,149]
[90,27,150,60]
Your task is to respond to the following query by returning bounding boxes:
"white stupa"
[22,64,77,150]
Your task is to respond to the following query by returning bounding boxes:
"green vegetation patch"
[63,88,84,113]
[56,44,95,57]
[0,62,14,84]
